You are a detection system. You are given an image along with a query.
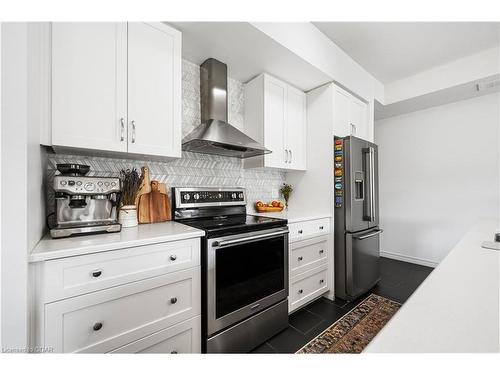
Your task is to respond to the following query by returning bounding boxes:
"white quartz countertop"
[30,221,205,262]
[365,219,500,353]
[250,211,332,224]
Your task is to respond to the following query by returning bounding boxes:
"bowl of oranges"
[255,200,285,212]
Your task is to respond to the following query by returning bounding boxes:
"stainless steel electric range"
[172,187,289,353]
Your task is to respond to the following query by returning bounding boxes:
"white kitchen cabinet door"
[349,97,369,140]
[263,75,287,168]
[286,86,307,170]
[127,22,182,158]
[332,86,351,137]
[51,23,128,152]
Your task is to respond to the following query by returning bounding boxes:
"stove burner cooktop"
[172,187,287,237]
[178,214,287,237]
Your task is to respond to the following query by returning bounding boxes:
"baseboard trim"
[380,250,438,268]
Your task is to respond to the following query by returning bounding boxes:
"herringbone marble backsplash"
[46,60,286,213]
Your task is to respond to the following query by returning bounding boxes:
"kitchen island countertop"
[30,221,205,262]
[364,219,499,353]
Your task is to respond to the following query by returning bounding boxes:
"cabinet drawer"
[44,267,200,353]
[289,218,330,241]
[289,265,328,313]
[109,316,201,353]
[42,238,200,302]
[290,236,328,278]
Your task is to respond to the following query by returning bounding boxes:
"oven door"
[206,227,289,336]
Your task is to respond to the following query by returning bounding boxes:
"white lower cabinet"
[290,235,328,278]
[289,265,329,313]
[109,316,201,354]
[35,238,202,353]
[288,217,333,314]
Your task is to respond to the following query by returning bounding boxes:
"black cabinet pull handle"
[297,256,303,261]
[169,255,177,261]
[170,297,178,304]
[93,322,103,331]
[171,350,178,354]
[92,270,102,278]
[298,230,303,234]
[298,289,303,294]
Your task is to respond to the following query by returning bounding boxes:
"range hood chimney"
[182,58,271,159]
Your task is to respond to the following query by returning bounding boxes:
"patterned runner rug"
[296,294,401,354]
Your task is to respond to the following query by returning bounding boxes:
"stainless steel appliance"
[172,187,289,353]
[50,164,121,238]
[182,58,271,158]
[334,136,382,301]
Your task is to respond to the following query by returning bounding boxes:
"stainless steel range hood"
[182,58,271,159]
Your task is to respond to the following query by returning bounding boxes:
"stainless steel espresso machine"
[50,164,122,238]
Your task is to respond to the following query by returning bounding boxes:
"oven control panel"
[174,187,246,207]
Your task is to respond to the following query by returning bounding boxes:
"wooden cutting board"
[137,180,171,224]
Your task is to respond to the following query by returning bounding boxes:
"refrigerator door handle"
[369,147,376,222]
[363,147,376,222]
[354,229,383,240]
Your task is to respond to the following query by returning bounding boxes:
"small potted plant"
[119,168,141,228]
[280,183,293,210]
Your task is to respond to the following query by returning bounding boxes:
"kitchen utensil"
[137,178,171,224]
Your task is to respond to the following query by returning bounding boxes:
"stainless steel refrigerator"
[334,136,382,301]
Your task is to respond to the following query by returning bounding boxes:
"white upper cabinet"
[332,85,351,138]
[286,85,307,170]
[50,22,181,159]
[52,23,128,153]
[332,84,370,141]
[244,74,307,171]
[263,76,287,168]
[349,96,369,140]
[127,23,181,158]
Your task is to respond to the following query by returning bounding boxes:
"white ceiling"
[168,22,331,91]
[313,22,500,83]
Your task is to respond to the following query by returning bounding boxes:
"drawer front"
[43,238,200,302]
[289,218,330,242]
[290,236,328,277]
[109,316,201,353]
[44,267,201,353]
[288,222,306,241]
[289,265,328,313]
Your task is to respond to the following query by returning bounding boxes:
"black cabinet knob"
[93,322,103,331]
[319,249,324,254]
[298,289,303,294]
[298,230,303,234]
[170,297,178,304]
[319,226,324,230]
[169,254,177,261]
[92,270,102,278]
[171,350,178,354]
[297,256,303,261]
[319,279,325,284]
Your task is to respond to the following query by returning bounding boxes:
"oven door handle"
[213,229,289,248]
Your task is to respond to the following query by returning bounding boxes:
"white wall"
[375,93,500,266]
[27,23,48,251]
[1,22,29,349]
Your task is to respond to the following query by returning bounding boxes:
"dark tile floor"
[251,257,434,353]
